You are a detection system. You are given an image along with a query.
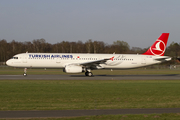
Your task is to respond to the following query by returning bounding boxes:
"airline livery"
[6,33,171,76]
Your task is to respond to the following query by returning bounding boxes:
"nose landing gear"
[23,68,27,76]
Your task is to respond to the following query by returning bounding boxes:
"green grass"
[1,113,180,120]
[49,113,180,120]
[0,80,180,110]
[1,67,180,119]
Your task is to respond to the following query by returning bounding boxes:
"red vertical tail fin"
[142,33,169,56]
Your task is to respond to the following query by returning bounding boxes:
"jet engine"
[63,65,85,73]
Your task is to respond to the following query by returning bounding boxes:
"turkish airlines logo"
[150,39,166,56]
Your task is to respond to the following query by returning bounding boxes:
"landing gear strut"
[23,68,27,76]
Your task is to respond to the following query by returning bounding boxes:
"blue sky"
[0,0,180,48]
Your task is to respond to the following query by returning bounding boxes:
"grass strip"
[1,113,180,120]
[0,80,180,110]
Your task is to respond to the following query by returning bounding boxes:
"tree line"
[0,39,179,64]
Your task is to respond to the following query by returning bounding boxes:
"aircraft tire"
[85,72,88,76]
[88,72,93,77]
[23,73,27,77]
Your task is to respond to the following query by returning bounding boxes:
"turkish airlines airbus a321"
[6,33,171,76]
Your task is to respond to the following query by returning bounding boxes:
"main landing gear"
[85,71,93,77]
[23,68,27,76]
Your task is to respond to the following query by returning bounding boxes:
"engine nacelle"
[63,65,85,73]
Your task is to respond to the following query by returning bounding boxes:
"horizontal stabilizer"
[154,56,171,61]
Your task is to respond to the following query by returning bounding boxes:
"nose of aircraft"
[6,59,12,66]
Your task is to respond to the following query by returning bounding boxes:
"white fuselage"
[6,53,171,69]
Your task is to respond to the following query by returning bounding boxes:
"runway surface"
[0,74,180,118]
[0,108,180,119]
[0,74,180,80]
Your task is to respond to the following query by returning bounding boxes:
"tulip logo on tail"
[142,33,169,56]
[150,39,165,56]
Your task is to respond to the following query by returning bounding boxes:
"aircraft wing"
[80,58,110,66]
[69,58,111,69]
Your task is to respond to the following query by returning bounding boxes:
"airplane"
[6,33,171,77]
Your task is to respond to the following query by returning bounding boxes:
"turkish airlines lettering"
[6,33,171,76]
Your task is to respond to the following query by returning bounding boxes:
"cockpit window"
[13,57,18,59]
